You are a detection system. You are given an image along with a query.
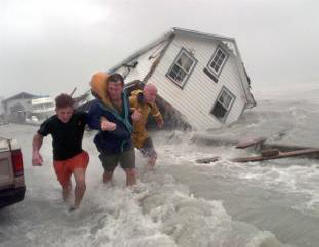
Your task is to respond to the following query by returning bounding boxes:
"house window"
[166,48,197,88]
[207,47,228,77]
[210,87,235,122]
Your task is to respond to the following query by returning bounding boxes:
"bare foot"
[68,205,79,212]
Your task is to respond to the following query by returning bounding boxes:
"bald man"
[129,84,164,169]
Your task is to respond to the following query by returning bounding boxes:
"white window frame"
[207,46,228,77]
[166,48,197,88]
[210,86,235,122]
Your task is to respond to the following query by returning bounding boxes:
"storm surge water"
[1,83,319,247]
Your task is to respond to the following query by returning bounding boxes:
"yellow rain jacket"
[129,89,163,148]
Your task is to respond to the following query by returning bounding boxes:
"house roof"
[108,27,238,74]
[108,31,173,73]
[172,27,235,43]
[2,92,41,103]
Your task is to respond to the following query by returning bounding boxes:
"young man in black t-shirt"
[32,94,89,210]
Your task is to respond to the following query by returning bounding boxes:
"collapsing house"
[100,27,256,130]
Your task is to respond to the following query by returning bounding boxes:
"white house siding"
[148,34,247,130]
[114,42,169,84]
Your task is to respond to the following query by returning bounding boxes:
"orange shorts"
[53,151,89,187]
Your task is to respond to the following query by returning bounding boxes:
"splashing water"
[1,84,319,247]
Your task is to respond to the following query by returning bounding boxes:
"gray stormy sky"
[0,0,318,98]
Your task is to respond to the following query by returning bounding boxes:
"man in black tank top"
[32,94,89,211]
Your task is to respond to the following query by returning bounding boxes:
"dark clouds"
[0,0,318,98]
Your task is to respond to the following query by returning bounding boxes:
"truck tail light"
[11,150,24,177]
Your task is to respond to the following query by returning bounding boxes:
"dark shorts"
[139,137,157,159]
[98,148,135,172]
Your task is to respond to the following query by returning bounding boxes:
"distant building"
[1,92,54,123]
[30,97,55,120]
[0,96,4,115]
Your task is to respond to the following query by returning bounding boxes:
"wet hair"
[55,93,74,109]
[107,73,124,85]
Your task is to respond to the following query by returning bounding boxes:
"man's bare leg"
[62,181,72,202]
[103,170,114,184]
[124,168,136,186]
[146,151,157,170]
[147,156,157,170]
[72,168,86,209]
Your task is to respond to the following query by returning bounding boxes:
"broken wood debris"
[235,136,266,150]
[196,148,319,164]
[261,149,279,157]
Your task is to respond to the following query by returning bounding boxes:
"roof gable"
[2,92,40,103]
[108,27,240,74]
[172,27,235,43]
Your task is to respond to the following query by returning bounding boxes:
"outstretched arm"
[129,96,142,122]
[100,116,116,131]
[87,102,104,130]
[88,103,130,138]
[32,134,44,166]
[131,108,142,123]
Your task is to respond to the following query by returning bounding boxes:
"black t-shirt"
[38,112,87,161]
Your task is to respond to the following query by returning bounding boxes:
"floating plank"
[195,156,220,164]
[260,149,279,157]
[231,149,319,163]
[236,136,266,149]
[195,149,319,164]
[263,144,314,152]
